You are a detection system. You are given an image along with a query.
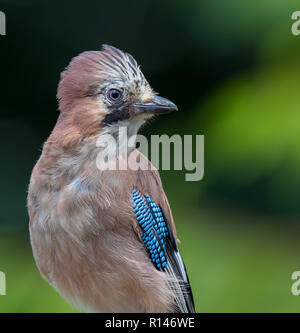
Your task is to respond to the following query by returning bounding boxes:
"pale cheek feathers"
[140,86,155,103]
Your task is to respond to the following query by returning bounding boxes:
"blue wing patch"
[132,188,168,270]
[132,188,196,312]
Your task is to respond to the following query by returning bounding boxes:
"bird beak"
[133,96,178,115]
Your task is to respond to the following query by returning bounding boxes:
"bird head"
[56,45,177,146]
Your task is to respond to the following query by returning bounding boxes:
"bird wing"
[132,188,195,313]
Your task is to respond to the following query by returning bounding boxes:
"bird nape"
[27,44,195,313]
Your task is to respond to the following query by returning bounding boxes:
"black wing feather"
[160,205,195,313]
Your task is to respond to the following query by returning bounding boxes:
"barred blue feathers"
[132,188,168,270]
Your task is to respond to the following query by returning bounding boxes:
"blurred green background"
[1,0,300,312]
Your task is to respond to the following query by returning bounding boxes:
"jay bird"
[27,45,195,313]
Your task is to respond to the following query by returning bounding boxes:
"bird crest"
[98,45,148,88]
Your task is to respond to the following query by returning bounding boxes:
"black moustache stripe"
[102,105,133,125]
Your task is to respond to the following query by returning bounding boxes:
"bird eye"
[107,88,122,102]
